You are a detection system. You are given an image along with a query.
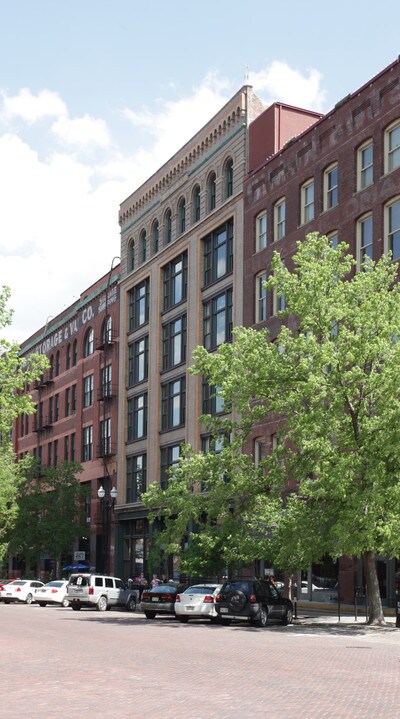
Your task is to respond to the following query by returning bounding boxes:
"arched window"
[152,220,159,254]
[164,208,172,245]
[128,238,135,272]
[72,339,78,366]
[55,350,60,376]
[84,328,94,357]
[192,184,201,223]
[66,343,71,370]
[225,158,233,198]
[140,230,147,263]
[50,354,54,378]
[178,197,186,235]
[103,315,113,344]
[207,171,216,211]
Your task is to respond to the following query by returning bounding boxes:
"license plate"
[152,597,158,602]
[186,606,195,611]
[220,607,228,613]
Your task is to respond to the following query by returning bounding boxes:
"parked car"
[175,584,222,623]
[35,580,70,607]
[3,579,45,604]
[215,578,293,627]
[140,582,186,619]
[0,579,13,602]
[66,573,137,612]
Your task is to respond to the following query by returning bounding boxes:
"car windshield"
[184,586,218,594]
[222,581,250,593]
[11,581,27,586]
[149,584,177,593]
[46,581,64,587]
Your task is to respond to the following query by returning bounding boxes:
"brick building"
[12,264,120,577]
[243,58,400,606]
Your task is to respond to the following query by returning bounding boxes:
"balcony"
[96,329,117,350]
[35,369,54,388]
[33,415,53,432]
[97,384,117,401]
[96,442,116,459]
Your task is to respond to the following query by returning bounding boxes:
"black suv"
[215,579,293,627]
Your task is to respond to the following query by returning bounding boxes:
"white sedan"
[175,584,222,623]
[3,579,44,604]
[34,580,70,607]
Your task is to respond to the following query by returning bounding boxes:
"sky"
[1,0,399,343]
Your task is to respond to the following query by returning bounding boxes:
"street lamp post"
[97,484,117,574]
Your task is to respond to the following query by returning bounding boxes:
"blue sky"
[1,0,400,341]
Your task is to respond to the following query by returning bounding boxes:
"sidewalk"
[293,602,398,630]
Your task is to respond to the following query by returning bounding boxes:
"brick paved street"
[1,603,399,719]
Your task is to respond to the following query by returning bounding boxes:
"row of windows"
[255,119,400,252]
[30,420,112,466]
[127,376,186,441]
[127,160,234,270]
[128,220,233,334]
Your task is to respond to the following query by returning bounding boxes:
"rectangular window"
[72,384,77,414]
[82,426,93,462]
[255,272,267,323]
[357,141,373,190]
[161,377,186,430]
[274,198,286,241]
[203,288,233,351]
[99,418,112,456]
[272,288,286,316]
[49,396,53,423]
[385,198,400,260]
[203,220,234,286]
[160,444,181,489]
[64,435,69,461]
[357,214,373,268]
[255,212,267,251]
[54,394,59,421]
[301,180,314,224]
[127,394,148,441]
[324,164,338,210]
[163,253,188,311]
[126,454,147,503]
[202,382,225,416]
[385,121,400,174]
[70,433,75,461]
[48,442,53,467]
[100,364,113,398]
[162,314,187,370]
[83,374,94,407]
[128,336,149,386]
[128,278,150,332]
[53,439,58,466]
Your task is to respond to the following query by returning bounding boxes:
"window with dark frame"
[203,219,233,286]
[128,335,149,385]
[161,377,186,430]
[127,393,148,441]
[160,444,181,489]
[203,288,233,351]
[126,454,147,503]
[163,252,188,311]
[128,278,150,332]
[162,314,187,370]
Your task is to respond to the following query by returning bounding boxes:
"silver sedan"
[175,584,222,623]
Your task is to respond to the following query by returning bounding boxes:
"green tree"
[0,286,49,560]
[6,460,85,577]
[144,234,400,625]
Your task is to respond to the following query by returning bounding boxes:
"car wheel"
[227,589,247,612]
[282,607,293,625]
[178,616,189,623]
[144,611,156,619]
[25,593,33,605]
[256,606,268,627]
[97,596,108,612]
[127,597,137,612]
[38,602,46,607]
[61,598,69,608]
[71,604,81,611]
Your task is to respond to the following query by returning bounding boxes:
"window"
[162,314,187,370]
[84,328,94,357]
[128,336,149,385]
[225,158,233,198]
[178,197,186,234]
[99,418,112,456]
[385,197,400,260]
[102,315,113,344]
[49,396,53,423]
[50,355,54,379]
[82,426,93,462]
[254,438,264,467]
[73,339,78,366]
[55,351,60,376]
[83,374,94,407]
[66,343,71,370]
[127,393,148,441]
[101,364,113,398]
[192,185,201,223]
[203,288,233,351]
[324,163,338,210]
[207,171,216,211]
[160,444,181,489]
[272,288,286,316]
[152,220,159,254]
[384,120,400,174]
[274,198,286,241]
[164,209,172,245]
[255,211,267,252]
[54,394,59,421]
[48,442,53,467]
[128,238,135,272]
[53,439,58,466]
[301,179,314,225]
[357,140,373,190]
[64,435,69,461]
[163,253,187,310]
[203,219,233,286]
[71,384,77,413]
[70,433,75,461]
[329,231,339,249]
[255,272,267,323]
[128,279,150,331]
[140,230,147,263]
[126,454,147,503]
[356,213,373,268]
[202,382,225,415]
[161,377,186,430]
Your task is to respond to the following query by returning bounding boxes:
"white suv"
[66,574,137,612]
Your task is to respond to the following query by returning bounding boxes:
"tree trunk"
[363,550,386,625]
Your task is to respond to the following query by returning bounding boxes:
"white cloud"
[51,114,111,148]
[1,88,67,124]
[249,61,326,111]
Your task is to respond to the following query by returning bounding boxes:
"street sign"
[74,551,86,561]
